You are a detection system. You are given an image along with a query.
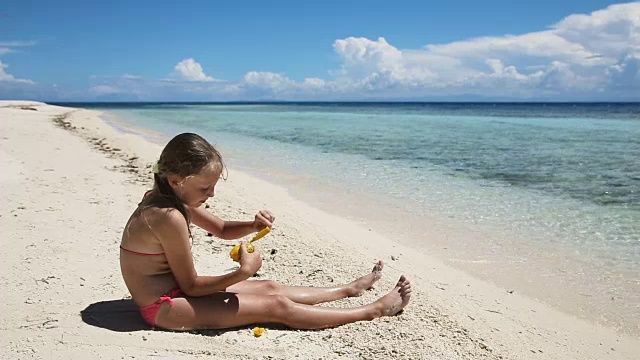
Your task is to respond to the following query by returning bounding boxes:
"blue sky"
[1,0,638,101]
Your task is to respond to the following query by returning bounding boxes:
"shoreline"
[1,100,638,359]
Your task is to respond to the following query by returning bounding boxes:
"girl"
[119,132,411,330]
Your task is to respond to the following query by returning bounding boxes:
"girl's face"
[169,164,221,207]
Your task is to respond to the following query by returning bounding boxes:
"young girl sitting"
[119,132,411,330]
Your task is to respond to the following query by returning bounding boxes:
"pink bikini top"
[119,246,165,256]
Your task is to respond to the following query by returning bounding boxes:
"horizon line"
[47,100,640,105]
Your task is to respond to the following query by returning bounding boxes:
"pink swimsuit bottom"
[139,288,184,327]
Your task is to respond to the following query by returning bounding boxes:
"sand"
[0,101,638,359]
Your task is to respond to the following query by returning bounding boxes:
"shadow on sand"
[80,299,150,332]
[80,298,290,336]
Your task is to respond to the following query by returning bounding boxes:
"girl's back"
[120,204,181,307]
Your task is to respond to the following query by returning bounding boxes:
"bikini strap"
[120,246,165,256]
[142,210,165,245]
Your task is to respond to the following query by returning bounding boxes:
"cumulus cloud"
[0,40,36,85]
[0,60,34,84]
[243,71,295,91]
[323,2,639,99]
[425,32,604,67]
[553,4,640,59]
[236,72,338,98]
[607,52,640,90]
[173,58,215,82]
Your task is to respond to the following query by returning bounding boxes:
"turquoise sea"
[58,102,640,329]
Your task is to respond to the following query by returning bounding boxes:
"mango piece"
[253,327,265,337]
[229,243,255,262]
[229,227,270,262]
[251,227,271,243]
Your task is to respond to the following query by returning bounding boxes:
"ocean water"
[60,102,640,326]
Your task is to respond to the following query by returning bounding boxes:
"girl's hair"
[136,133,226,233]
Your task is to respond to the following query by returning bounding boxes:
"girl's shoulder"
[138,191,181,213]
[134,190,191,238]
[137,202,185,225]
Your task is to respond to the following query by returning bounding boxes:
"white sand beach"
[1,101,638,359]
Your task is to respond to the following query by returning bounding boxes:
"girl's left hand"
[253,209,276,230]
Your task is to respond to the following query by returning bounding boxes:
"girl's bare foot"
[346,260,384,297]
[375,275,412,317]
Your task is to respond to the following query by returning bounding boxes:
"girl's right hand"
[238,244,262,275]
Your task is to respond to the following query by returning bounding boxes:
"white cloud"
[0,41,37,57]
[334,37,403,75]
[322,2,640,98]
[607,52,640,89]
[173,58,215,82]
[243,71,294,91]
[425,31,605,67]
[0,61,34,84]
[302,77,326,89]
[0,40,36,85]
[553,3,640,58]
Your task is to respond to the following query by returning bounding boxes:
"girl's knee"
[260,280,280,294]
[269,294,293,316]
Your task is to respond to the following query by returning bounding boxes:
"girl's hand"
[238,244,262,275]
[253,209,275,231]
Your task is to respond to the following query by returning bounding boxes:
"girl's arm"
[157,209,254,296]
[188,205,274,240]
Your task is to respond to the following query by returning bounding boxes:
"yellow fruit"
[229,245,240,262]
[229,243,255,262]
[253,327,265,337]
[251,227,271,242]
[229,227,270,262]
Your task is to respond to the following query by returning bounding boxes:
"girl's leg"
[226,260,384,305]
[156,276,411,331]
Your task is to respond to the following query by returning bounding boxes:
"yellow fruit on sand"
[253,327,265,337]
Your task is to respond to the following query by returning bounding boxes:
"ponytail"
[153,173,191,227]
